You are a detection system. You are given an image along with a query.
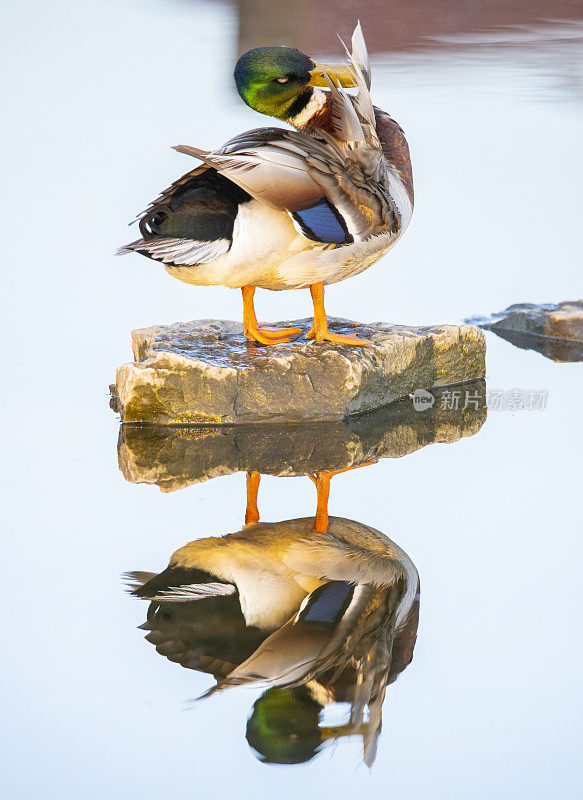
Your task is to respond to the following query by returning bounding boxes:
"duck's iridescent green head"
[234,47,314,120]
[234,47,357,120]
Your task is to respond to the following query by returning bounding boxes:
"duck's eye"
[275,76,290,84]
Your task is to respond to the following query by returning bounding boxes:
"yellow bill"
[308,62,357,88]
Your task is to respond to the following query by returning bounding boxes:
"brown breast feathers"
[373,108,414,208]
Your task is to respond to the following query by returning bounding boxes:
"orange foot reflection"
[309,462,376,533]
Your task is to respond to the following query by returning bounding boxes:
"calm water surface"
[2,1,582,798]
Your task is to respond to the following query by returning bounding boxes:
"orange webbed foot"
[255,323,303,341]
[305,324,373,346]
[244,324,292,345]
[241,285,302,345]
[307,281,374,346]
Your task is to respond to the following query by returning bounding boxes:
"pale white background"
[1,1,582,798]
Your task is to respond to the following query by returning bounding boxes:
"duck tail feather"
[172,144,211,160]
[122,571,157,592]
[351,21,371,90]
[338,24,377,139]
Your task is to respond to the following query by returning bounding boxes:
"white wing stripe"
[137,237,230,266]
[148,582,236,602]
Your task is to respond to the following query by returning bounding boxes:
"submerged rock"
[468,300,583,362]
[112,318,486,425]
[118,380,487,490]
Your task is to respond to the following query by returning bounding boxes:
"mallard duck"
[127,508,419,765]
[119,24,413,346]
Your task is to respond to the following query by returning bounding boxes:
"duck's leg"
[245,470,261,525]
[309,463,377,533]
[310,472,332,534]
[306,282,373,346]
[242,286,302,345]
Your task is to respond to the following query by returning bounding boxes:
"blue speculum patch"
[293,198,352,244]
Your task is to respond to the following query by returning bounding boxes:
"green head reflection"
[246,687,324,765]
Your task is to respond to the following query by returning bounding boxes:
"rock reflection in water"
[485,328,583,363]
[127,503,419,766]
[118,380,487,492]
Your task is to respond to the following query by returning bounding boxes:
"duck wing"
[138,597,267,679]
[203,579,398,695]
[174,122,401,246]
[117,165,252,266]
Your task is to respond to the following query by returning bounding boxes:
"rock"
[112,318,486,425]
[118,380,487,491]
[468,300,583,362]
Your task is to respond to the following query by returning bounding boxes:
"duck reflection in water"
[127,468,420,766]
